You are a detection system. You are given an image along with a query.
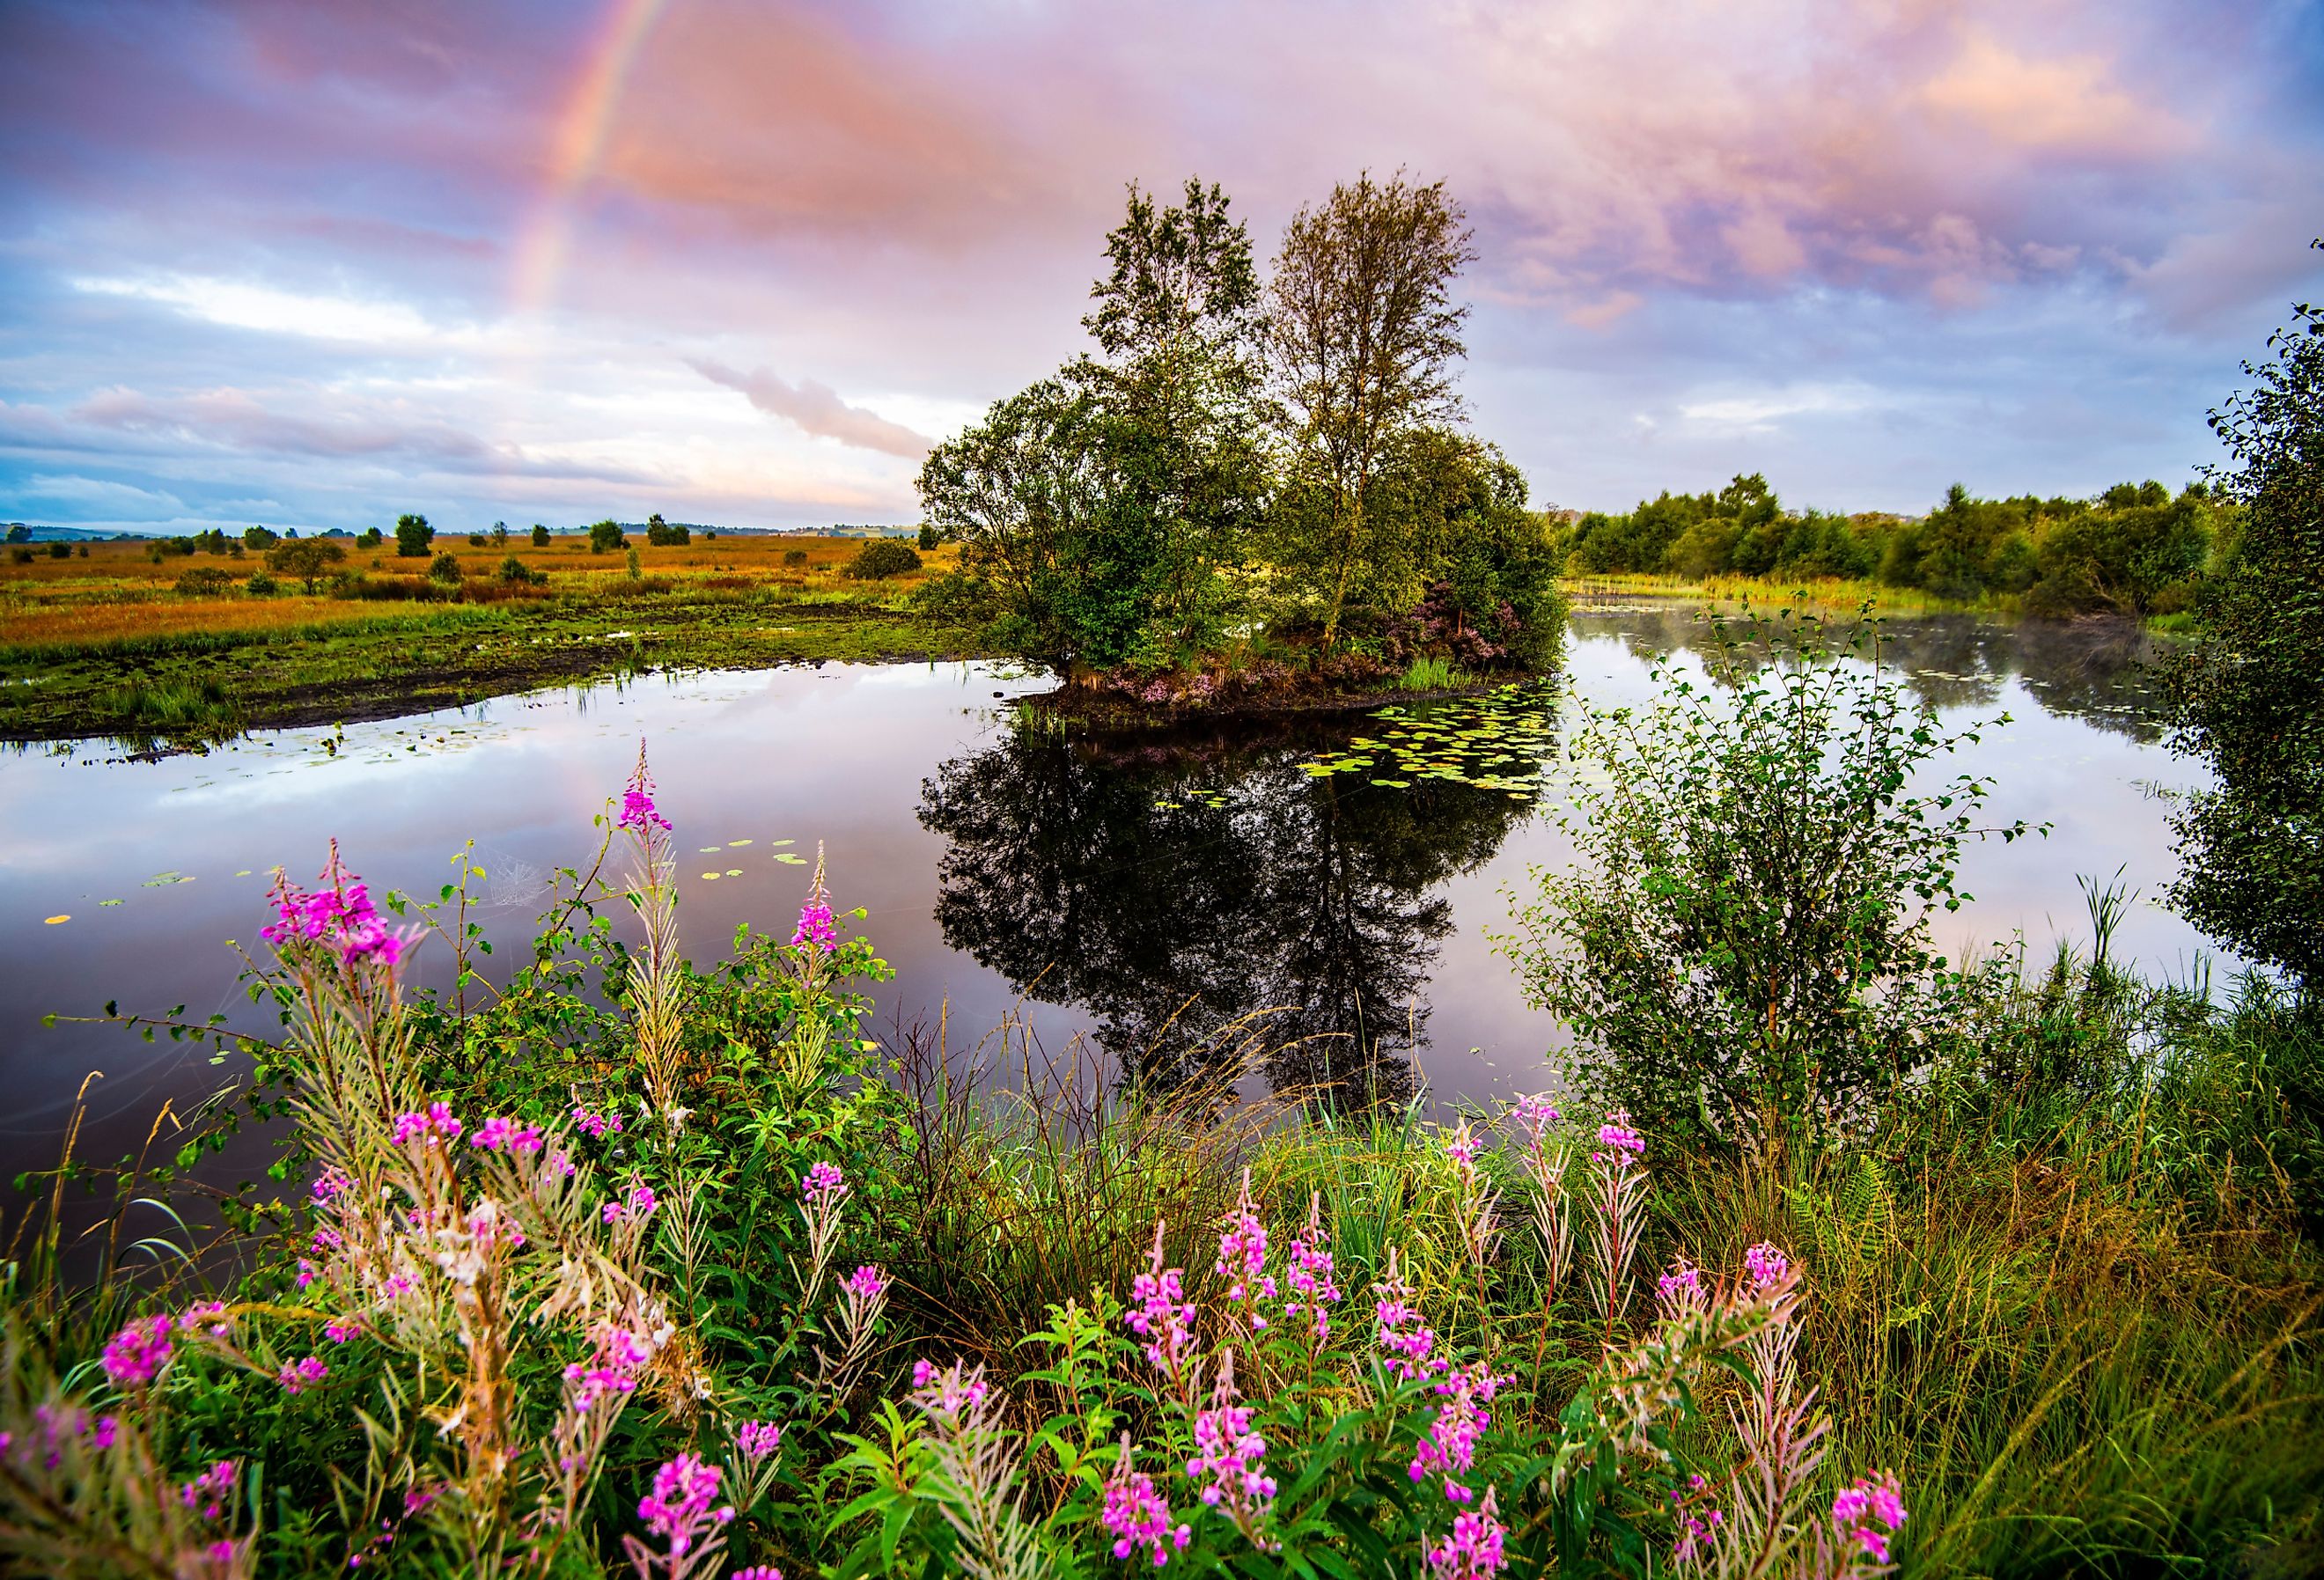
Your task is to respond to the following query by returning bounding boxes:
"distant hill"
[1,523,136,542]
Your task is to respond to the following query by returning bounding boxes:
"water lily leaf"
[728,840,752,847]
[702,872,721,880]
[724,869,742,877]
[99,899,122,907]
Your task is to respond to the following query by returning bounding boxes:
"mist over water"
[0,606,2213,1192]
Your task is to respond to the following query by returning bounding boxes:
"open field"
[0,533,981,741]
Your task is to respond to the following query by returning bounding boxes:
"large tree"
[2167,251,2324,989]
[1266,171,1476,645]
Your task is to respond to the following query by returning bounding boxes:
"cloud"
[70,275,476,347]
[1675,383,1886,436]
[689,358,932,459]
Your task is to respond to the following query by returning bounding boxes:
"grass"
[1568,570,2020,619]
[1394,653,1472,690]
[0,533,982,742]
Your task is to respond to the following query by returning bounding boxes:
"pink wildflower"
[1425,1487,1509,1579]
[1408,1362,1509,1503]
[1656,1260,1705,1319]
[636,1452,732,1558]
[1104,1439,1193,1567]
[1592,1110,1645,1163]
[731,1570,783,1580]
[325,1319,364,1344]
[99,1314,173,1388]
[1744,1241,1791,1291]
[791,900,839,952]
[617,752,672,833]
[1215,1172,1276,1327]
[1283,1194,1341,1343]
[1373,1251,1443,1381]
[390,1103,461,1148]
[1186,1354,1276,1525]
[800,1161,847,1201]
[734,1420,784,1461]
[908,1358,991,1425]
[842,1264,887,1301]
[566,1322,656,1410]
[1831,1472,1908,1564]
[277,1356,329,1395]
[1126,1220,1197,1381]
[571,1105,623,1139]
[470,1115,544,1154]
[261,846,408,967]
[604,1183,660,1224]
[179,1459,238,1523]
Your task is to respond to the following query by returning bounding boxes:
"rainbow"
[508,0,672,317]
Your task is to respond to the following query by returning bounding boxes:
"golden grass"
[0,534,960,651]
[1564,570,2009,616]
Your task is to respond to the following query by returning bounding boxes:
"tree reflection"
[916,717,1537,1105]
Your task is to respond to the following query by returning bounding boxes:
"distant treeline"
[1559,474,2231,618]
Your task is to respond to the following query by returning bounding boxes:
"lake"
[0,603,2216,1190]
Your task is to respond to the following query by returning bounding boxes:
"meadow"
[3,614,2317,1579]
[0,533,972,742]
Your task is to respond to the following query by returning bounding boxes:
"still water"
[0,606,2211,1187]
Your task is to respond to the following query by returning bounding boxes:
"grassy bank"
[0,534,985,743]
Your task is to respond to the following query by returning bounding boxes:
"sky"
[2,0,2320,536]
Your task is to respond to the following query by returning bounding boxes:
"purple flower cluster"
[1104,1453,1192,1568]
[1187,1395,1276,1517]
[1215,1177,1276,1326]
[734,1420,784,1461]
[791,900,839,952]
[603,1183,659,1224]
[731,1569,783,1580]
[1424,1488,1508,1579]
[1283,1198,1340,1343]
[100,1314,173,1388]
[1831,1472,1908,1563]
[1126,1224,1197,1381]
[1656,1260,1705,1319]
[180,1459,238,1523]
[566,1322,656,1410]
[391,1104,462,1149]
[1671,1473,1725,1565]
[470,1115,543,1154]
[1445,1122,1483,1172]
[617,753,672,834]
[908,1358,990,1425]
[801,1161,848,1202]
[1374,1259,1443,1382]
[1745,1241,1791,1291]
[261,848,406,968]
[636,1452,732,1558]
[1507,1093,1560,1140]
[1592,1110,1645,1164]
[571,1104,624,1139]
[1408,1363,1509,1503]
[277,1356,329,1395]
[842,1264,888,1302]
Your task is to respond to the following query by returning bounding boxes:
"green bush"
[531,524,550,547]
[172,565,235,596]
[244,571,278,596]
[844,538,923,579]
[393,512,433,558]
[783,547,807,565]
[427,551,461,584]
[497,554,541,585]
[45,540,70,560]
[588,518,626,553]
[645,514,690,546]
[918,522,940,550]
[9,547,32,564]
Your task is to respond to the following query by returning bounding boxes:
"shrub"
[625,544,642,581]
[1500,606,2031,1152]
[645,514,690,546]
[467,533,488,547]
[531,524,551,547]
[265,538,348,593]
[245,570,278,596]
[498,554,542,585]
[427,551,461,584]
[8,547,31,564]
[172,565,235,596]
[242,525,279,549]
[783,547,808,565]
[491,522,509,546]
[357,526,384,549]
[393,512,433,557]
[46,540,70,560]
[77,543,88,558]
[845,538,923,579]
[918,522,940,550]
[588,518,627,553]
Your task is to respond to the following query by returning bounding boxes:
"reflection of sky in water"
[0,614,2219,1186]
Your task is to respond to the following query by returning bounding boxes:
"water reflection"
[917,715,1542,1103]
[1569,605,2165,742]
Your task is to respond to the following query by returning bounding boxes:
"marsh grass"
[1394,653,1472,691]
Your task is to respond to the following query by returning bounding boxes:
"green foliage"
[426,550,461,585]
[626,543,643,580]
[530,524,550,547]
[357,526,383,549]
[2,524,25,542]
[646,513,691,546]
[45,540,70,560]
[2166,257,2324,989]
[243,570,277,596]
[1501,607,2031,1150]
[172,564,235,596]
[588,518,626,553]
[844,539,922,580]
[393,512,433,558]
[916,522,939,550]
[263,536,347,593]
[783,547,807,565]
[496,554,541,585]
[8,546,30,564]
[241,525,278,549]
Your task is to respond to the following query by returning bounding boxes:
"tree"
[845,539,922,579]
[243,525,279,549]
[394,513,434,558]
[917,522,939,551]
[3,525,26,543]
[588,519,626,553]
[491,521,509,547]
[265,537,347,593]
[1267,171,1476,644]
[2167,251,2324,988]
[531,524,551,547]
[645,513,690,546]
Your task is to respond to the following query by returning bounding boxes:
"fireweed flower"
[1215,1171,1276,1327]
[1592,1111,1645,1164]
[311,1166,352,1202]
[277,1356,329,1394]
[262,845,410,968]
[791,900,839,952]
[731,1569,783,1580]
[604,1183,660,1224]
[1425,1486,1508,1579]
[1104,1437,1193,1568]
[842,1264,887,1302]
[1445,1121,1484,1175]
[1372,1250,1443,1381]
[801,1162,848,1202]
[636,1452,732,1557]
[180,1459,239,1522]
[734,1421,784,1461]
[908,1358,991,1426]
[100,1314,174,1388]
[1126,1221,1198,1382]
[1656,1260,1706,1320]
[1283,1193,1341,1343]
[391,1104,462,1149]
[325,1319,364,1344]
[1408,1363,1510,1503]
[567,1322,658,1410]
[571,1105,624,1139]
[1745,1241,1791,1291]
[1186,1352,1276,1531]
[470,1115,544,1154]
[181,1299,232,1339]
[1507,1092,1560,1142]
[1831,1472,1908,1563]
[617,751,673,834]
